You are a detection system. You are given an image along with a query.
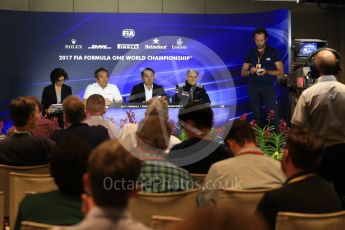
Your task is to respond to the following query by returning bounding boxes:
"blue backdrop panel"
[0,9,289,131]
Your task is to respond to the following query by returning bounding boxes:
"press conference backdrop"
[0,9,289,131]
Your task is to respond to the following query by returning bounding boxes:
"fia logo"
[122,29,135,38]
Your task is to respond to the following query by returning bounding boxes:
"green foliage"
[178,129,188,142]
[253,125,285,161]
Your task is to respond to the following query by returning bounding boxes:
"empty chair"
[9,173,57,228]
[217,188,271,213]
[128,189,199,227]
[0,164,49,217]
[151,215,183,230]
[275,211,345,230]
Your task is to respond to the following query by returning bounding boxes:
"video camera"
[278,39,328,90]
[278,66,315,90]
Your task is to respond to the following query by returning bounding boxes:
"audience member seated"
[15,137,92,230]
[120,98,180,150]
[128,67,166,103]
[134,116,194,193]
[167,101,231,174]
[167,204,267,230]
[84,94,120,140]
[0,96,54,166]
[54,140,149,230]
[203,120,285,190]
[83,67,123,105]
[6,96,58,138]
[257,127,342,229]
[51,96,109,148]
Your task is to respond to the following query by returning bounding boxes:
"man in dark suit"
[51,96,109,148]
[128,67,166,103]
[257,127,342,229]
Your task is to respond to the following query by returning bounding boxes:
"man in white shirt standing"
[83,67,123,105]
[291,48,345,205]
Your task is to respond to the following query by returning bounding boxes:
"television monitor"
[293,39,327,61]
[298,42,318,58]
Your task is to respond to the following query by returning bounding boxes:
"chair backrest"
[0,191,4,230]
[217,188,271,214]
[0,164,49,217]
[190,173,206,185]
[151,215,183,230]
[275,211,345,230]
[9,173,57,228]
[128,189,199,227]
[21,220,67,230]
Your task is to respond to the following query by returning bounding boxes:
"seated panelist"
[41,67,72,114]
[83,67,123,106]
[128,67,166,103]
[172,70,210,105]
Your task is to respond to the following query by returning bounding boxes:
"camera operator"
[291,48,345,206]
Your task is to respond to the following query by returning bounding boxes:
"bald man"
[171,70,210,105]
[291,48,345,205]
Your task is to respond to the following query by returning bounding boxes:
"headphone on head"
[308,47,341,78]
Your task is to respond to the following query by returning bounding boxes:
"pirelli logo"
[117,44,139,49]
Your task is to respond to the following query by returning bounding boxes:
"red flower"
[239,113,247,121]
[264,128,271,139]
[249,119,256,128]
[267,110,276,122]
[126,109,137,124]
[279,119,291,136]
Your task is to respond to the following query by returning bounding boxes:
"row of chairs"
[1,171,265,228]
[2,168,345,230]
[20,215,184,230]
[148,212,345,230]
[18,211,345,230]
[0,164,52,229]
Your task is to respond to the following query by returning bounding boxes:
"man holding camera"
[291,48,345,206]
[241,27,284,128]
